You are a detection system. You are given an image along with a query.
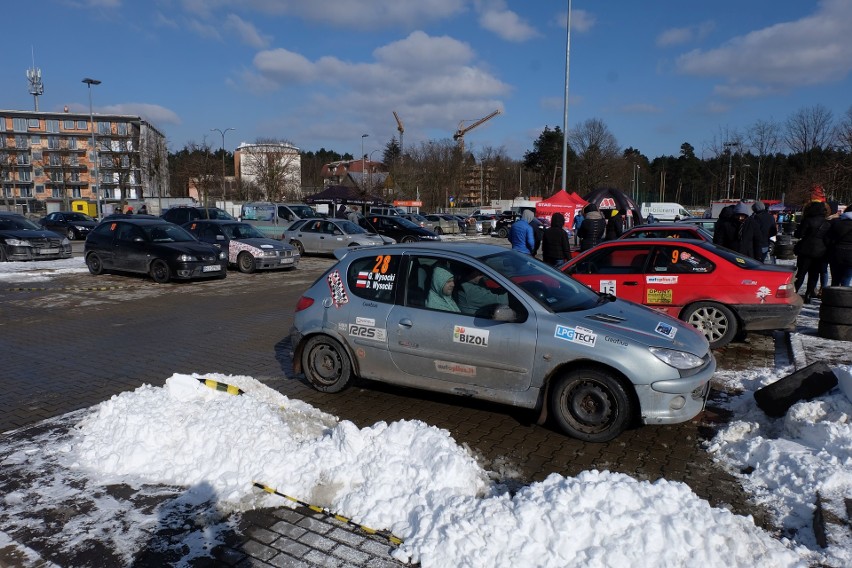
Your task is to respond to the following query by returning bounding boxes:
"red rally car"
[562,239,802,348]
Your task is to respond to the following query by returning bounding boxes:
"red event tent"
[535,190,588,227]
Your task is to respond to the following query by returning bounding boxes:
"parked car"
[160,206,235,225]
[291,243,715,442]
[38,211,98,240]
[360,214,441,243]
[182,219,299,273]
[620,223,713,242]
[677,218,717,236]
[492,212,520,238]
[84,217,227,283]
[282,218,391,256]
[562,239,802,348]
[0,211,73,262]
[240,202,318,239]
[423,214,460,235]
[400,213,431,229]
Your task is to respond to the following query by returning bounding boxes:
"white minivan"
[241,202,318,239]
[640,202,691,222]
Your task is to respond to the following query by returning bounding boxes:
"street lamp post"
[211,128,234,209]
[633,164,640,202]
[724,141,740,200]
[360,134,368,192]
[740,164,750,201]
[82,78,101,218]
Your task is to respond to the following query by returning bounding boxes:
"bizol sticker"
[655,321,677,339]
[646,275,678,284]
[348,324,387,341]
[555,324,597,347]
[646,288,673,304]
[327,270,349,308]
[453,325,489,346]
[435,360,477,377]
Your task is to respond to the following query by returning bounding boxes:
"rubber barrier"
[252,481,403,546]
[197,378,244,396]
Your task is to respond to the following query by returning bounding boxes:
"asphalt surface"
[0,240,787,567]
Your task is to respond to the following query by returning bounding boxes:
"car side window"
[201,225,220,240]
[115,223,143,242]
[347,253,400,304]
[652,246,714,273]
[581,247,651,274]
[303,221,323,233]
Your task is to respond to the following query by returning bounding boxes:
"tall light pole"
[724,141,739,200]
[633,164,640,202]
[82,78,101,218]
[740,164,750,201]
[561,0,572,193]
[360,134,368,192]
[211,128,234,208]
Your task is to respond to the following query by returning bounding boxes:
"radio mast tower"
[27,49,44,111]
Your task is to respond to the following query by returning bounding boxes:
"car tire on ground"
[401,236,417,243]
[66,228,77,240]
[818,320,852,341]
[291,240,305,256]
[819,304,852,326]
[149,259,171,284]
[682,301,738,349]
[821,286,852,308]
[818,287,852,339]
[549,368,634,442]
[237,252,256,274]
[85,252,103,275]
[0,246,7,262]
[301,335,353,393]
[497,227,509,239]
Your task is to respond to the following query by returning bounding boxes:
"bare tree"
[784,104,835,155]
[241,138,301,201]
[746,119,780,201]
[568,118,621,193]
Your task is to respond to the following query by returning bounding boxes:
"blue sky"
[4,1,851,161]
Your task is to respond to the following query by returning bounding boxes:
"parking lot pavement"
[0,251,786,566]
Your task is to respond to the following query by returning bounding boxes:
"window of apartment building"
[51,171,63,182]
[46,119,59,133]
[68,137,77,150]
[121,155,130,168]
[20,186,33,198]
[34,167,42,177]
[51,186,62,198]
[3,186,13,197]
[36,185,45,194]
[0,136,5,148]
[70,172,80,182]
[16,153,30,165]
[13,118,27,131]
[76,120,86,130]
[117,123,128,135]
[31,151,42,162]
[0,118,6,132]
[49,154,61,166]
[70,155,79,166]
[15,135,28,148]
[30,135,40,146]
[47,136,60,149]
[98,121,110,135]
[20,170,32,182]
[64,119,76,130]
[72,187,82,198]
[28,119,39,129]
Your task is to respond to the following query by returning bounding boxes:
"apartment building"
[0,109,168,213]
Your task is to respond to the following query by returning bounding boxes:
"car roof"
[104,217,174,226]
[184,219,241,225]
[336,241,507,260]
[0,211,25,217]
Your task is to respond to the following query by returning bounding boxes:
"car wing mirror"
[492,305,517,322]
[216,234,226,241]
[133,236,144,242]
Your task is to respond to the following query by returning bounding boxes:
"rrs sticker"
[348,324,387,341]
[453,325,489,346]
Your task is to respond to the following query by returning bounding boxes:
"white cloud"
[676,0,852,91]
[556,9,596,33]
[154,11,178,29]
[224,13,271,48]
[100,103,182,126]
[187,18,221,41]
[474,0,538,42]
[252,48,317,84]
[620,103,663,114]
[656,21,715,47]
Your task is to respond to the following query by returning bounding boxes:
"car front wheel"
[237,251,256,273]
[497,227,509,238]
[550,368,634,442]
[682,302,737,349]
[86,252,103,275]
[291,240,305,256]
[149,259,171,284]
[301,335,352,393]
[401,236,417,243]
[67,228,77,240]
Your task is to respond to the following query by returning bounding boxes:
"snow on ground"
[1,258,850,567]
[0,257,87,282]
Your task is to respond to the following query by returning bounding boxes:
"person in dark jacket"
[751,201,777,263]
[530,216,544,258]
[541,212,572,267]
[826,211,852,287]
[604,209,624,241]
[713,205,738,250]
[577,203,606,251]
[728,202,761,259]
[794,201,831,302]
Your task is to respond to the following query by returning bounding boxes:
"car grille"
[32,237,64,249]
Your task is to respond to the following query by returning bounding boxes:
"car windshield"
[0,217,41,231]
[222,223,265,239]
[337,220,366,234]
[206,209,235,220]
[395,217,420,229]
[66,213,95,222]
[289,205,317,218]
[479,250,601,312]
[144,223,197,242]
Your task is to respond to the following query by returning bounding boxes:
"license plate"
[39,248,59,254]
[280,258,294,264]
[202,264,222,272]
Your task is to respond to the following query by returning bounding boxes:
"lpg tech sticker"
[655,321,677,339]
[327,270,349,308]
[555,324,597,347]
[453,325,489,346]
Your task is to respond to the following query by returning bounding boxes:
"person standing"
[509,209,536,255]
[541,212,572,267]
[572,210,584,246]
[529,214,544,258]
[604,209,624,241]
[794,200,831,303]
[726,202,760,259]
[751,201,777,263]
[577,203,606,251]
[713,205,738,250]
[347,206,360,224]
[826,211,852,287]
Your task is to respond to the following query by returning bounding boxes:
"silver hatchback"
[282,218,392,256]
[290,243,715,442]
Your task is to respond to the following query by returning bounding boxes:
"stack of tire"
[818,286,852,341]
[775,234,795,260]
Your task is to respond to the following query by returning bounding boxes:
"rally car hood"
[1,229,67,240]
[235,237,288,250]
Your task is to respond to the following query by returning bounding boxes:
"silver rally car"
[290,243,715,442]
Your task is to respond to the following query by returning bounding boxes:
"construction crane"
[453,109,501,153]
[392,111,404,160]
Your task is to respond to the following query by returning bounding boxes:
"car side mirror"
[216,234,226,241]
[492,305,517,322]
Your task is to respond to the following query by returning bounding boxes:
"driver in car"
[456,268,508,316]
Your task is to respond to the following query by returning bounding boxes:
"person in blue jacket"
[509,209,536,255]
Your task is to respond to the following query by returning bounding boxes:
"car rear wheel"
[434,226,443,235]
[401,236,417,243]
[497,227,509,239]
[682,302,737,349]
[67,228,77,240]
[0,245,7,262]
[291,240,305,256]
[550,368,634,442]
[301,335,352,393]
[85,252,103,275]
[237,251,256,274]
[149,259,171,284]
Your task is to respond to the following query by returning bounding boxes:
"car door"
[568,244,652,305]
[386,253,537,391]
[294,220,325,253]
[644,244,715,317]
[113,222,149,273]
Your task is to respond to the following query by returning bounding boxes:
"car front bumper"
[734,299,803,331]
[637,356,716,425]
[3,244,73,261]
[172,260,228,280]
[256,252,300,271]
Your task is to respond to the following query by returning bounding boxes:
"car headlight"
[649,347,704,370]
[218,251,227,260]
[74,225,88,231]
[177,254,198,262]
[422,235,440,240]
[6,238,29,246]
[61,237,71,245]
